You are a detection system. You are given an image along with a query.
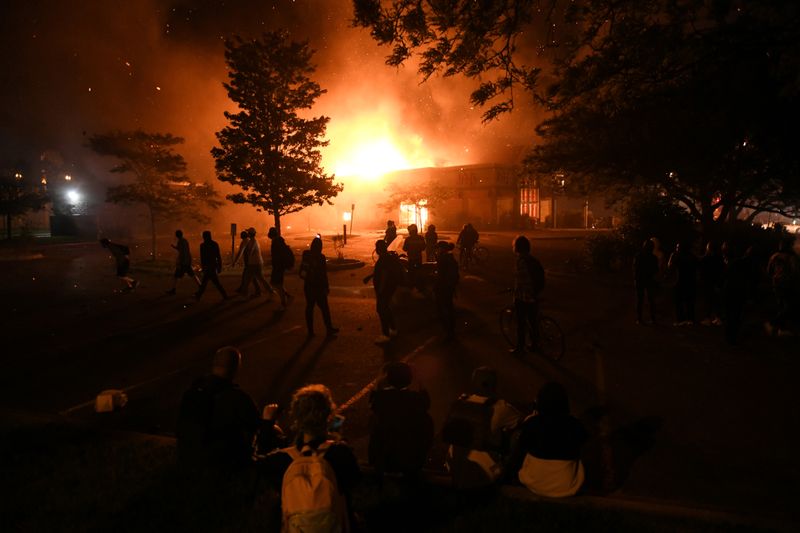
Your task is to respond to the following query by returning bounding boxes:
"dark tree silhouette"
[0,167,48,239]
[527,1,800,236]
[212,32,342,234]
[353,0,558,122]
[89,130,221,260]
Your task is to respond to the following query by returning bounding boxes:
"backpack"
[281,441,347,533]
[441,394,497,452]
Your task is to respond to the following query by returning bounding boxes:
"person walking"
[299,236,338,337]
[364,239,404,343]
[384,220,397,246]
[766,239,798,336]
[195,230,228,300]
[99,238,138,291]
[510,235,545,354]
[268,227,293,309]
[166,229,200,295]
[633,239,659,325]
[424,224,438,263]
[232,230,252,295]
[699,241,725,326]
[241,227,273,299]
[434,241,459,339]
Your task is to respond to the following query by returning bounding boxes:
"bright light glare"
[343,212,352,222]
[67,190,81,203]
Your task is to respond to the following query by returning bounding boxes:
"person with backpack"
[176,346,265,470]
[299,236,339,338]
[434,240,459,340]
[368,362,433,480]
[268,227,294,310]
[364,239,404,343]
[262,384,361,533]
[99,238,138,291]
[442,366,522,489]
[195,230,228,301]
[510,235,545,354]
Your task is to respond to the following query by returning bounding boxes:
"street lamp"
[342,212,351,244]
[67,189,81,203]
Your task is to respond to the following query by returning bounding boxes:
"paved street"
[1,230,797,527]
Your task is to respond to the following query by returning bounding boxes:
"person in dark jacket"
[99,238,138,291]
[195,230,228,300]
[403,223,426,289]
[633,239,659,325]
[511,235,545,354]
[435,240,460,339]
[424,224,438,262]
[299,237,338,337]
[268,227,292,309]
[368,362,433,479]
[699,241,725,326]
[668,242,699,325]
[384,220,397,245]
[364,239,403,342]
[176,346,261,470]
[167,229,200,295]
[513,382,588,497]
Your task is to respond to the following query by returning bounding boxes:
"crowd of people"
[633,236,798,342]
[176,346,588,531]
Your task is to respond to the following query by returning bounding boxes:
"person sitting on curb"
[511,382,588,498]
[368,361,433,481]
[442,366,522,489]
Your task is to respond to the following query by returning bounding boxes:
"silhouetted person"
[699,241,725,326]
[722,242,751,344]
[513,382,588,497]
[232,230,254,294]
[403,223,426,288]
[167,229,200,295]
[364,239,404,343]
[368,362,433,479]
[261,384,361,531]
[299,236,338,337]
[510,235,545,354]
[633,239,659,325]
[424,224,438,262]
[99,238,138,291]
[176,346,260,470]
[457,222,479,268]
[766,239,797,336]
[241,227,274,298]
[384,220,397,245]
[667,242,698,325]
[195,230,228,300]
[268,227,292,309]
[434,240,459,339]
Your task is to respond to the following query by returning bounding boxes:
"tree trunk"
[273,211,281,235]
[149,207,157,261]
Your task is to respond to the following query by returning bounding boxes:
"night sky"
[0,0,537,187]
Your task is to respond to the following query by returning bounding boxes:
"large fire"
[323,112,434,183]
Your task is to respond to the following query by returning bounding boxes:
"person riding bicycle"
[457,223,479,268]
[510,235,545,355]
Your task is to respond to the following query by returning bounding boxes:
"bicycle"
[499,295,565,361]
[458,243,489,270]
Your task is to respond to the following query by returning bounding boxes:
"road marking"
[59,325,304,416]
[337,335,438,413]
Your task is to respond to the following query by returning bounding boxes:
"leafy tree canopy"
[89,130,221,258]
[212,31,342,232]
[0,167,48,239]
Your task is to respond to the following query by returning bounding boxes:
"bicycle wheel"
[473,246,489,265]
[537,316,565,361]
[499,306,516,346]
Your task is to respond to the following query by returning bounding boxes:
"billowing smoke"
[0,0,539,234]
